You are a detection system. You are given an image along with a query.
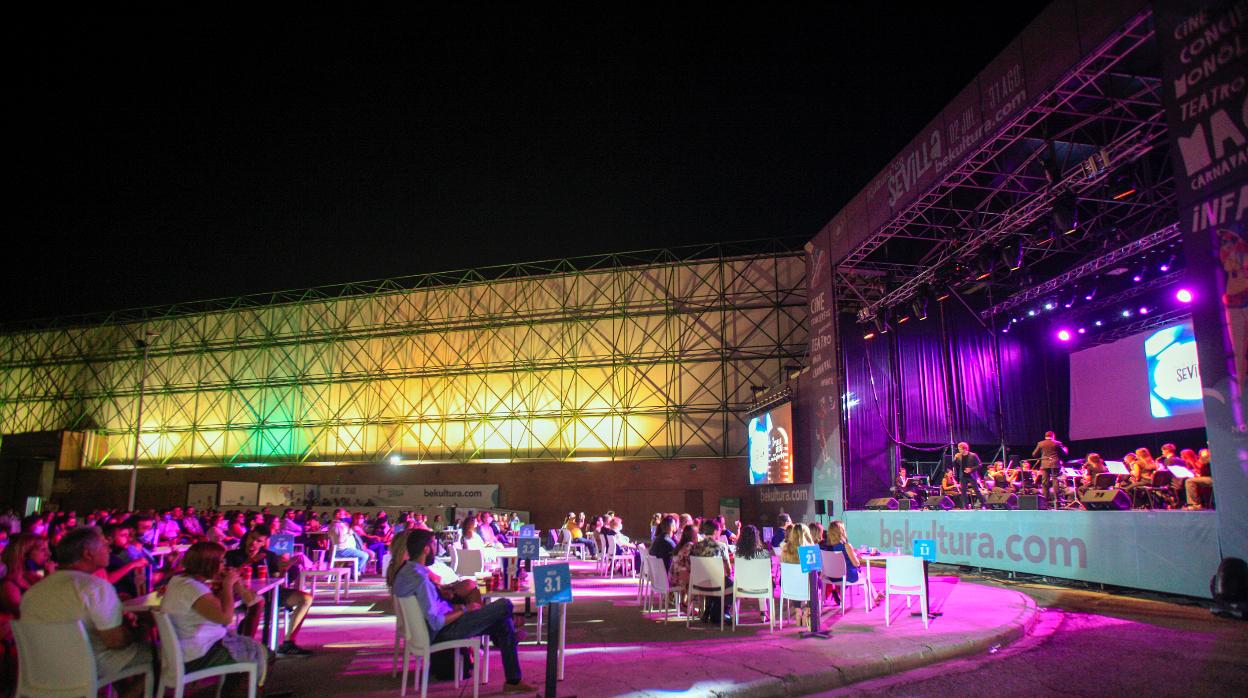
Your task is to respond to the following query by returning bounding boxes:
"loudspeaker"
[897,498,913,510]
[986,491,1018,510]
[814,500,826,515]
[865,497,898,510]
[1018,495,1048,510]
[1080,489,1131,511]
[825,499,834,517]
[923,495,954,511]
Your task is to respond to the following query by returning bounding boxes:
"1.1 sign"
[912,539,937,562]
[799,545,822,573]
[535,562,572,606]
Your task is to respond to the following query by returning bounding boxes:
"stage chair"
[12,619,154,698]
[884,555,929,629]
[686,557,728,631]
[153,611,256,698]
[732,558,774,632]
[821,549,871,614]
[1145,471,1176,509]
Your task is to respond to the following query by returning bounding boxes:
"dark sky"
[7,5,1050,324]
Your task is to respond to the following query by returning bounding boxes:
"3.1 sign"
[535,563,572,606]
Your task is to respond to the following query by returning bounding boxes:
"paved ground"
[258,559,1038,697]
[813,571,1248,698]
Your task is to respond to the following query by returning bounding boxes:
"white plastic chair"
[821,549,871,615]
[152,611,256,698]
[778,562,809,630]
[686,556,728,631]
[392,594,406,678]
[12,618,154,698]
[643,555,683,621]
[732,557,774,632]
[604,536,634,579]
[454,549,485,578]
[636,544,652,605]
[396,595,483,697]
[328,543,362,582]
[884,555,929,629]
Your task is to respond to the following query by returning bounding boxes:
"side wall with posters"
[803,226,845,518]
[1155,0,1248,563]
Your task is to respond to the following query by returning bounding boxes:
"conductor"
[1033,430,1068,506]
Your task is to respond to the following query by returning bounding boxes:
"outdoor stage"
[844,509,1219,598]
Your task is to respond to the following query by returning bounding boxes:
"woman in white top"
[159,542,268,691]
[459,516,487,551]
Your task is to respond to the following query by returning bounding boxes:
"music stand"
[1105,461,1130,476]
[1167,465,1195,479]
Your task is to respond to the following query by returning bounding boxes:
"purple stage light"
[1085,293,1094,300]
[1077,327,1086,334]
[1057,329,1072,342]
[1133,274,1143,282]
[1095,320,1104,326]
[1027,309,1036,317]
[1160,263,1170,272]
[1176,288,1193,303]
[1122,309,1132,317]
[1139,306,1149,315]
[1044,302,1055,310]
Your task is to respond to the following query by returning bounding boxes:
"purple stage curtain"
[840,313,895,508]
[896,321,952,444]
[947,310,1000,444]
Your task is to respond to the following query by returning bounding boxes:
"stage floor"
[844,508,1218,598]
[266,560,1037,697]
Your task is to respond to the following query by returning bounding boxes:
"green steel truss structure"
[0,241,807,467]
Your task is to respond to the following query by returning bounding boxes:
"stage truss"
[836,8,1179,325]
[0,241,807,466]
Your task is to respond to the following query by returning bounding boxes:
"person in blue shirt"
[394,529,536,694]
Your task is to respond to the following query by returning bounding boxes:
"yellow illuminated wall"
[0,253,806,465]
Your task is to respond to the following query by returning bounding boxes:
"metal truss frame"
[0,241,807,467]
[837,9,1177,323]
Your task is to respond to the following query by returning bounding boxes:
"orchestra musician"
[952,442,985,509]
[986,461,1011,492]
[1033,430,1068,506]
[1079,453,1107,497]
[1124,448,1159,507]
[892,466,920,503]
[940,470,960,499]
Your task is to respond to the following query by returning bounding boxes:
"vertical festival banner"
[805,222,843,516]
[1155,0,1248,562]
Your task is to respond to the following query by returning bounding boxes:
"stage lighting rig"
[1052,191,1079,235]
[1000,240,1025,272]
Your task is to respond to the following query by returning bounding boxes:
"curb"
[712,591,1040,697]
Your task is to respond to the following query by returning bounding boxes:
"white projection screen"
[1069,320,1206,440]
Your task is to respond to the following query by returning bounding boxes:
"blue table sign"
[799,544,822,573]
[267,534,295,556]
[519,524,536,538]
[517,536,540,561]
[912,539,937,562]
[535,562,573,606]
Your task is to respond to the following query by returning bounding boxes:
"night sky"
[7,5,1050,324]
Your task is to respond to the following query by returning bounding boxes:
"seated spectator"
[329,510,372,572]
[649,516,679,572]
[129,515,158,549]
[771,513,792,549]
[394,530,535,694]
[20,527,153,698]
[225,529,314,657]
[819,520,863,606]
[180,507,205,540]
[779,523,815,625]
[689,520,733,623]
[156,510,182,543]
[280,509,304,537]
[562,515,597,557]
[460,517,489,551]
[160,542,268,695]
[0,533,54,618]
[666,524,698,601]
[102,523,151,599]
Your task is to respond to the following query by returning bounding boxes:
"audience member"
[224,529,313,657]
[689,520,733,623]
[0,534,52,618]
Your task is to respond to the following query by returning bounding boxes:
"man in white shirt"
[329,510,371,571]
[21,527,154,698]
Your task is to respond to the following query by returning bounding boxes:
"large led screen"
[748,401,794,485]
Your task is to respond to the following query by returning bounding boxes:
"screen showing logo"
[1145,323,1202,418]
[748,402,794,485]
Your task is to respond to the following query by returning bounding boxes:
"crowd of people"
[894,436,1215,510]
[0,504,527,697]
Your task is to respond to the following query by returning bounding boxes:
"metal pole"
[127,332,156,511]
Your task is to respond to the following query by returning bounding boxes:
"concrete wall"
[53,458,755,537]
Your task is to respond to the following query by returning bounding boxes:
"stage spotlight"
[1027,309,1037,317]
[1132,265,1146,282]
[1109,171,1137,200]
[1052,191,1079,235]
[1176,288,1193,303]
[872,315,888,336]
[1002,324,1011,334]
[1122,309,1132,317]
[1000,241,1024,272]
[1084,289,1097,301]
[974,257,994,281]
[935,286,952,302]
[1057,329,1072,342]
[1159,255,1175,272]
[1078,327,1087,334]
[389,454,402,465]
[1139,306,1149,315]
[1043,301,1056,311]
[897,314,911,324]
[910,296,929,322]
[1095,320,1104,326]
[1040,141,1062,185]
